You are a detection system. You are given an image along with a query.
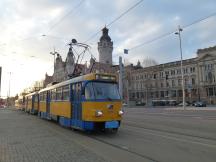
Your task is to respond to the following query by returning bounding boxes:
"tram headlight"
[95,110,103,117]
[118,110,124,116]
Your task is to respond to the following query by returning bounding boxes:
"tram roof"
[39,73,117,93]
[25,91,38,97]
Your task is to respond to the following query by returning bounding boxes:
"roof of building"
[197,46,216,54]
[100,27,111,42]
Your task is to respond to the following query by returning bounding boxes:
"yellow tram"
[37,73,123,131]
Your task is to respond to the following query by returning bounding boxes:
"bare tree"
[142,57,158,68]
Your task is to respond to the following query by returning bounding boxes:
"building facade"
[42,25,216,105]
[44,27,116,87]
[129,46,216,105]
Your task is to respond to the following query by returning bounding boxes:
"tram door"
[72,83,82,122]
[46,91,51,116]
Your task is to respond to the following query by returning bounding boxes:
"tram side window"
[35,95,38,102]
[39,94,43,101]
[44,92,47,102]
[51,89,56,101]
[85,82,94,100]
[62,85,69,101]
[56,88,62,100]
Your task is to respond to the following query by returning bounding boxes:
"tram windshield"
[85,82,121,100]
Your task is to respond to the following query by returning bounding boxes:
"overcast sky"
[0,0,215,97]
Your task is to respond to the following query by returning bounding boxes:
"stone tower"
[98,27,113,64]
[65,47,75,77]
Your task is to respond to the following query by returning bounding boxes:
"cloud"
[0,0,215,96]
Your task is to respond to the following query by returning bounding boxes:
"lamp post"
[175,25,185,110]
[7,72,12,107]
[50,49,58,70]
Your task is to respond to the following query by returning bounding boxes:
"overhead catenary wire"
[11,0,85,43]
[84,0,144,43]
[129,12,216,51]
[46,0,86,33]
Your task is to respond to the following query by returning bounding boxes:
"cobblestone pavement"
[0,108,109,162]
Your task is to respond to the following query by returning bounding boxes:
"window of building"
[166,81,169,87]
[192,78,195,85]
[161,82,164,88]
[184,68,188,74]
[171,90,176,97]
[171,70,175,75]
[177,69,181,74]
[209,87,214,96]
[190,67,196,73]
[178,79,181,86]
[172,80,175,87]
[214,87,216,96]
[193,67,196,72]
[178,90,182,97]
[165,91,169,97]
[155,91,159,98]
[151,92,154,98]
[165,71,169,75]
[160,91,164,98]
[136,92,139,98]
[185,78,189,86]
[160,72,164,78]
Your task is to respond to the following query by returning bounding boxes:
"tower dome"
[100,27,111,42]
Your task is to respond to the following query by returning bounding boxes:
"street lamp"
[175,25,185,110]
[50,49,58,69]
[7,72,12,107]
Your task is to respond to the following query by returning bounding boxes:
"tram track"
[35,115,158,162]
[123,120,216,143]
[87,134,159,162]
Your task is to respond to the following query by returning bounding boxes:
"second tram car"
[25,92,39,114]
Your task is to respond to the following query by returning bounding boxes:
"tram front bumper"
[105,121,119,129]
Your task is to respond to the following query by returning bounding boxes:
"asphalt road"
[0,107,216,162]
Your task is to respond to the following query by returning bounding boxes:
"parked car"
[135,101,145,106]
[178,102,190,106]
[123,103,128,107]
[0,105,6,109]
[193,101,206,107]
